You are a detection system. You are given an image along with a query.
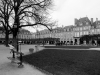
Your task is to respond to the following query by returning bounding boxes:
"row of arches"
[0,38,60,45]
[79,34,100,46]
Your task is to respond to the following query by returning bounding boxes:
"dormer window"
[79,23,83,26]
[98,22,100,25]
[86,22,88,25]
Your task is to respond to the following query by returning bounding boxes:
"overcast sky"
[51,0,100,26]
[28,0,100,32]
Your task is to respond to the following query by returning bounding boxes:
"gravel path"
[0,45,46,75]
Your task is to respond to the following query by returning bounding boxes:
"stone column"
[84,40,86,45]
[77,38,80,45]
[72,39,74,45]
[89,40,92,46]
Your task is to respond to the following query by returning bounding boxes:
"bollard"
[29,48,34,53]
[35,45,39,52]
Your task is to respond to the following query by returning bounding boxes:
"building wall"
[34,17,100,45]
[34,26,74,44]
[0,28,34,44]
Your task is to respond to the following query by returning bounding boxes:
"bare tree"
[0,0,13,46]
[2,0,55,51]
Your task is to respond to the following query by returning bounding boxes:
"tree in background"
[0,0,55,51]
[0,0,13,46]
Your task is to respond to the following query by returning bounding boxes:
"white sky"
[27,0,100,32]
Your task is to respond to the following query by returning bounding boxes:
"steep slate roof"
[79,17,90,22]
[75,17,91,26]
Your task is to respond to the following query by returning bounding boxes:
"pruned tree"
[1,0,55,51]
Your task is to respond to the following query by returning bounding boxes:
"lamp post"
[13,23,19,52]
[18,41,22,52]
[36,29,40,45]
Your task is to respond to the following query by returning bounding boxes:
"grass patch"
[23,49,100,75]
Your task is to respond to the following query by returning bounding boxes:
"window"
[80,32,82,36]
[98,22,100,25]
[83,27,86,30]
[74,28,77,31]
[83,31,88,35]
[77,32,79,37]
[74,32,77,37]
[94,29,97,34]
[86,31,89,35]
[91,29,94,32]
[64,29,66,32]
[66,28,69,31]
[88,26,91,30]
[69,28,72,31]
[77,27,79,31]
[79,22,83,26]
[97,29,100,33]
[21,35,23,39]
[80,27,82,31]
[73,28,75,31]
[86,22,89,25]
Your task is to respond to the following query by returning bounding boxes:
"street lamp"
[18,41,22,52]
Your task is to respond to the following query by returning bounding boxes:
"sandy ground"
[0,45,46,75]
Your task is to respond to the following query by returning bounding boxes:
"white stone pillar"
[72,39,74,45]
[84,40,86,45]
[77,38,80,45]
[89,40,92,46]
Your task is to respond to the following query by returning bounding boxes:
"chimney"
[75,18,78,26]
[91,18,93,24]
[96,18,98,25]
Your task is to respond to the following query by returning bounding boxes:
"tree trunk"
[5,31,9,47]
[13,34,19,52]
[13,12,19,52]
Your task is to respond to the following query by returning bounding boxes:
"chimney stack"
[75,18,78,26]
[91,18,93,24]
[96,18,98,25]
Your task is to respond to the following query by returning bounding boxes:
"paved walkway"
[0,45,46,75]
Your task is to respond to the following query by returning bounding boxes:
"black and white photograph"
[0,0,100,75]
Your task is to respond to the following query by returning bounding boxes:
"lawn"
[22,48,100,75]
